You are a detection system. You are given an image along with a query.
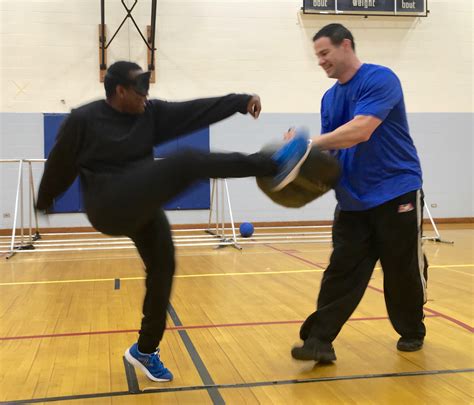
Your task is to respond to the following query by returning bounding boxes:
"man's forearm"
[312,115,381,151]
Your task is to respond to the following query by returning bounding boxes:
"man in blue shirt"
[291,24,428,362]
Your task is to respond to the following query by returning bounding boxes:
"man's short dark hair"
[313,23,355,51]
[104,61,142,98]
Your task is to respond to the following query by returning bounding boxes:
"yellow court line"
[3,247,325,264]
[0,277,118,286]
[174,269,324,278]
[373,264,474,270]
[372,264,474,277]
[0,269,324,286]
[427,265,474,276]
[0,265,472,287]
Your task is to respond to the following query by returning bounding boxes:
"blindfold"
[105,71,151,96]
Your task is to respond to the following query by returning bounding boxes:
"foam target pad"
[257,142,340,208]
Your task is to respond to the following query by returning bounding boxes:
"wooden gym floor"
[0,224,472,404]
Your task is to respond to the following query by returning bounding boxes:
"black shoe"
[291,337,337,362]
[397,337,424,352]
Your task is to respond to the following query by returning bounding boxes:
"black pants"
[86,149,276,353]
[300,190,427,343]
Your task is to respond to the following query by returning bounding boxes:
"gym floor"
[0,224,472,404]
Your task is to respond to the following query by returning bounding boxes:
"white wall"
[1,0,472,113]
[1,0,473,230]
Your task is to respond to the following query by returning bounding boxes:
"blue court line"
[167,304,225,405]
[122,356,140,394]
[2,368,472,404]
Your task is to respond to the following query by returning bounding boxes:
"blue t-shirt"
[321,63,422,211]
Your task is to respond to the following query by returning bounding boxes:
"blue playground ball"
[239,222,254,238]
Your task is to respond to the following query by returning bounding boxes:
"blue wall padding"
[43,114,210,213]
[154,128,211,210]
[44,113,83,213]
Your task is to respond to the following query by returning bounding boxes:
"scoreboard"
[303,0,428,17]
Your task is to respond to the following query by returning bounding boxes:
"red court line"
[423,307,474,333]
[367,285,384,294]
[0,315,440,342]
[266,245,474,335]
[265,244,326,269]
[0,329,139,340]
[366,285,474,333]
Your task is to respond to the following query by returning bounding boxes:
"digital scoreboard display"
[303,0,428,16]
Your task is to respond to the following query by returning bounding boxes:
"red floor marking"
[271,248,474,334]
[0,315,440,341]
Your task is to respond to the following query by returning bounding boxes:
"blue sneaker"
[271,127,312,191]
[125,343,173,382]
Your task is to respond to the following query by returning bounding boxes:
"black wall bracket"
[99,0,157,82]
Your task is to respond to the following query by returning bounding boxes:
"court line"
[1,253,472,335]
[0,264,471,287]
[122,356,140,394]
[0,269,325,287]
[2,368,472,404]
[422,307,474,333]
[168,304,224,405]
[429,266,473,276]
[266,245,474,334]
[0,315,440,342]
[265,244,326,269]
[1,247,323,263]
[366,285,474,333]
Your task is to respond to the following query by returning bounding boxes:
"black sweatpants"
[299,190,427,343]
[85,149,276,353]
